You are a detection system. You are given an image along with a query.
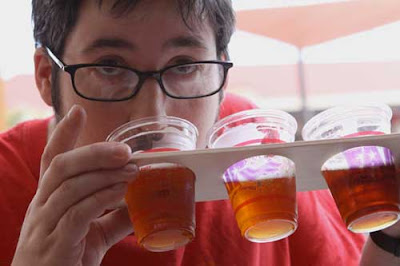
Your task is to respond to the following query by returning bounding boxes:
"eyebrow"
[82,35,207,55]
[82,38,136,54]
[163,35,208,50]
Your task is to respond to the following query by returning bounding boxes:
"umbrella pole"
[298,48,312,129]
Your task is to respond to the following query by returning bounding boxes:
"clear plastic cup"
[207,109,298,242]
[302,103,400,233]
[107,116,198,252]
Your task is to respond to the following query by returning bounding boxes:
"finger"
[41,163,138,231]
[37,142,133,203]
[52,182,129,247]
[95,207,134,249]
[80,207,134,266]
[107,198,128,211]
[40,105,86,183]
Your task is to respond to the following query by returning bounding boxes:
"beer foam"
[323,146,394,170]
[223,155,295,182]
[140,163,181,171]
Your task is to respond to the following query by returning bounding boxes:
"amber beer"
[125,163,196,252]
[322,164,400,233]
[225,176,297,241]
[106,116,198,251]
[302,104,400,233]
[207,109,298,242]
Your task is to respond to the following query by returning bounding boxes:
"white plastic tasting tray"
[130,133,400,202]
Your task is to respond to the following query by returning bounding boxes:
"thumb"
[39,105,87,184]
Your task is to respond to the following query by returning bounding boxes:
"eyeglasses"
[45,47,233,101]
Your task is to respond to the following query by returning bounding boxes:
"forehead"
[67,0,215,51]
[82,0,208,32]
[62,0,218,68]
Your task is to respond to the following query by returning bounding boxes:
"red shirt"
[219,93,258,119]
[0,118,47,266]
[0,100,366,265]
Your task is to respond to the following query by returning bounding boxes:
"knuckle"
[26,194,41,213]
[89,143,113,161]
[92,187,120,210]
[65,206,84,225]
[58,179,74,197]
[41,148,54,165]
[89,142,109,154]
[91,142,122,163]
[50,154,65,172]
[91,191,105,207]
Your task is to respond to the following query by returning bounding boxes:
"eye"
[91,56,126,76]
[171,64,199,75]
[96,66,123,76]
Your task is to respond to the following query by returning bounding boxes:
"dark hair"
[32,0,235,116]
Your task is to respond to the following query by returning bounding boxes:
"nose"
[129,76,167,118]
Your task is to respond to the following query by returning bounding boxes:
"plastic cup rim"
[106,115,199,143]
[207,109,298,148]
[302,103,392,141]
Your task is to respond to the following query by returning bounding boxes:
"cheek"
[76,104,132,146]
[58,84,130,146]
[58,73,91,117]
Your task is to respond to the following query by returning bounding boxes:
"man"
[2,0,399,265]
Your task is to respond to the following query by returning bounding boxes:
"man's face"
[56,0,221,148]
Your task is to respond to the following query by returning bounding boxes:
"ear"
[34,47,53,107]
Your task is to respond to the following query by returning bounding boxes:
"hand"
[382,222,400,237]
[381,213,400,238]
[381,172,400,238]
[12,105,138,266]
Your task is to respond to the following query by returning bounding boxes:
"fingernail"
[111,183,126,191]
[113,144,131,159]
[123,163,138,173]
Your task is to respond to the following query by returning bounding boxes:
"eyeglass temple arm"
[45,47,66,70]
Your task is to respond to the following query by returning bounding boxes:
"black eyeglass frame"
[45,47,233,101]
